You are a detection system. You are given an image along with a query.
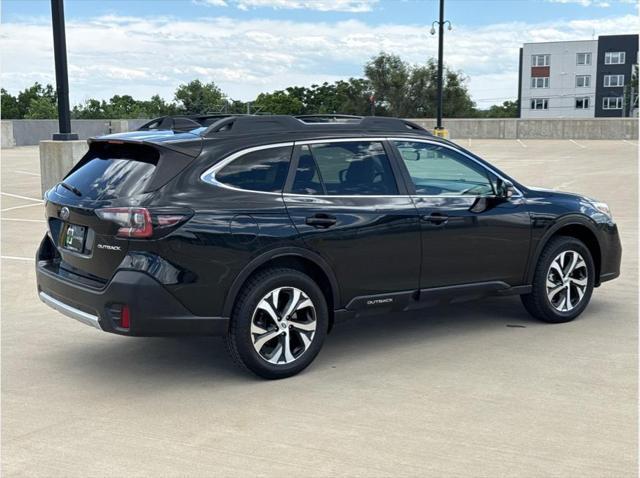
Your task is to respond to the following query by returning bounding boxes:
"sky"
[1,0,638,109]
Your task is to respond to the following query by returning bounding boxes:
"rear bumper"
[36,262,229,337]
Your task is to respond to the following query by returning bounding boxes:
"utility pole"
[431,0,451,134]
[436,0,444,130]
[50,0,77,140]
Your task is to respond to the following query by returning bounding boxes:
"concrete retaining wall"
[1,117,638,147]
[1,120,16,148]
[409,118,638,140]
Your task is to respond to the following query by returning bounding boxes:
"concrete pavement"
[1,141,637,477]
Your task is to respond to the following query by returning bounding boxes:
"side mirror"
[498,179,516,199]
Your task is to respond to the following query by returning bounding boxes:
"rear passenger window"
[292,141,397,195]
[215,146,292,192]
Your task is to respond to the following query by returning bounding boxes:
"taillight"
[96,207,153,238]
[96,207,190,239]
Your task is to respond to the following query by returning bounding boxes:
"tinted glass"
[216,146,292,192]
[394,141,495,196]
[291,146,324,195]
[308,142,397,195]
[61,145,158,200]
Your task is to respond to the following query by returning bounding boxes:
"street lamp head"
[447,23,452,31]
[430,26,436,35]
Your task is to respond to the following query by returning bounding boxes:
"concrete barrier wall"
[9,120,121,147]
[1,117,637,147]
[1,120,16,148]
[410,118,639,140]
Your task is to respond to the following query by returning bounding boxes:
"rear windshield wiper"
[60,182,82,197]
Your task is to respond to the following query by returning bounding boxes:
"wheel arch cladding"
[532,221,602,285]
[223,249,339,330]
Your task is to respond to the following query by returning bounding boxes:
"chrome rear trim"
[39,291,102,330]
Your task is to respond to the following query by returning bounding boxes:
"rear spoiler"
[87,136,203,158]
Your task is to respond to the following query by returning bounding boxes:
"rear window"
[215,146,292,193]
[61,144,159,200]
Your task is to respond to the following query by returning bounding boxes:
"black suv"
[36,115,621,378]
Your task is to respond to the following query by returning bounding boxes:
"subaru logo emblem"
[60,207,70,221]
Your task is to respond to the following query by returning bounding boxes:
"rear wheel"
[225,268,328,379]
[521,236,595,323]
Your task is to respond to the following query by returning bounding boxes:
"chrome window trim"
[200,142,295,196]
[200,137,523,199]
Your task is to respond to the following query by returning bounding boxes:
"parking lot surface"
[1,140,638,477]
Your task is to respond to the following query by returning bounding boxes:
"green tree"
[365,53,409,116]
[365,53,476,118]
[24,96,58,119]
[481,100,519,118]
[174,79,225,114]
[73,99,110,119]
[253,90,304,115]
[1,89,20,118]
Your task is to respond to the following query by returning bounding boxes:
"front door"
[283,140,421,309]
[390,139,531,290]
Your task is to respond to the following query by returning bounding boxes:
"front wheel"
[225,268,328,379]
[521,236,595,323]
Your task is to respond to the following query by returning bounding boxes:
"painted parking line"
[622,140,637,146]
[1,255,34,262]
[569,139,586,149]
[516,139,527,148]
[0,192,43,203]
[14,170,41,177]
[1,217,46,223]
[1,203,43,213]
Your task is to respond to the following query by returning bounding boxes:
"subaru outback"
[36,115,622,378]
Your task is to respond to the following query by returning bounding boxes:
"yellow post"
[432,128,449,139]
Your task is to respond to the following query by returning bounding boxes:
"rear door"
[45,142,163,282]
[283,139,421,309]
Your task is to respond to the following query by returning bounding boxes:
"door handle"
[421,213,449,225]
[305,214,337,228]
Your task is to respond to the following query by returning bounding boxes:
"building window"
[575,97,590,109]
[604,74,624,87]
[602,97,623,110]
[604,51,626,65]
[576,75,591,88]
[531,77,549,88]
[576,53,592,65]
[532,54,550,67]
[531,98,549,110]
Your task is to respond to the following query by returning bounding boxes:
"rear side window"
[215,146,292,193]
[292,141,398,196]
[61,144,158,200]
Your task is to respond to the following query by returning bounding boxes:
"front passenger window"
[394,141,495,196]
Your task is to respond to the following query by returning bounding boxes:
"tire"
[225,267,328,379]
[521,236,595,323]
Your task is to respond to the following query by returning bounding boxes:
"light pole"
[50,0,77,140]
[430,0,451,131]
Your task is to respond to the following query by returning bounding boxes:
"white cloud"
[544,0,638,7]
[195,0,378,12]
[1,13,637,109]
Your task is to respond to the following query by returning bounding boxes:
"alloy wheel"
[546,250,588,312]
[250,287,317,365]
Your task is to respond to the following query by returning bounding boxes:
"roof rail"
[201,115,429,138]
[296,114,363,123]
[137,114,250,132]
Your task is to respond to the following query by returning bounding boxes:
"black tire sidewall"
[231,269,328,379]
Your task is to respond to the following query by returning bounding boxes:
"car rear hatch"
[41,133,201,286]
